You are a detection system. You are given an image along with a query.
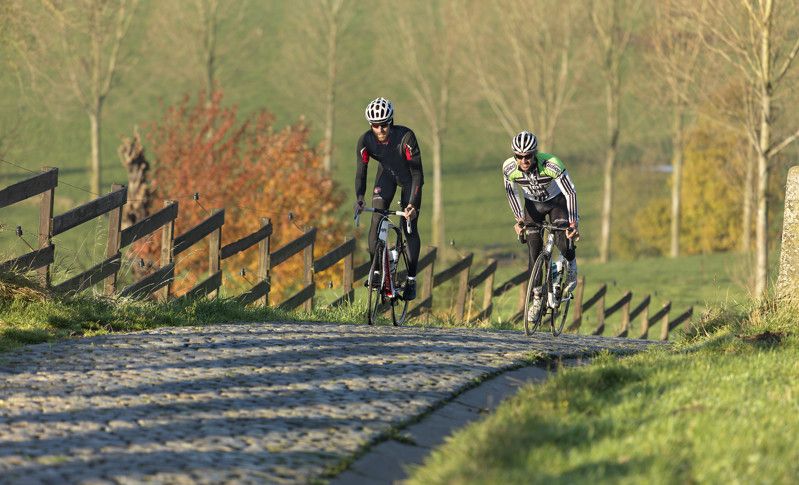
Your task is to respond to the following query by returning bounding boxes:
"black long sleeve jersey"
[355,125,424,208]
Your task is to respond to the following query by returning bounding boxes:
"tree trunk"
[755,148,768,297]
[742,145,754,253]
[754,6,772,299]
[599,76,620,263]
[431,129,444,252]
[670,110,684,258]
[89,109,102,196]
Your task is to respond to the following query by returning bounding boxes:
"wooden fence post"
[342,245,353,305]
[37,167,57,288]
[157,200,176,301]
[208,209,223,299]
[104,183,124,295]
[303,231,315,312]
[616,291,632,337]
[594,287,606,335]
[258,217,271,306]
[454,258,472,322]
[569,275,586,331]
[481,260,496,321]
[422,247,437,322]
[659,301,673,340]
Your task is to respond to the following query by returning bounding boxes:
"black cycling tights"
[524,195,576,270]
[368,172,421,277]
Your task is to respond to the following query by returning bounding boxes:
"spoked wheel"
[550,270,570,337]
[366,244,384,326]
[524,251,550,336]
[389,232,410,326]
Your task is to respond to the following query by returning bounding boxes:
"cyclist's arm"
[355,133,369,200]
[554,170,579,226]
[504,176,524,222]
[402,130,423,209]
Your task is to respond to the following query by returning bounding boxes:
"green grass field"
[406,301,799,484]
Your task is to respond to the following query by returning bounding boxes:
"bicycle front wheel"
[390,231,410,326]
[550,270,570,336]
[366,243,384,325]
[524,251,550,336]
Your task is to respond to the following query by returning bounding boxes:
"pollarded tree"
[465,0,589,147]
[688,0,799,298]
[8,0,140,196]
[643,0,705,258]
[291,0,353,172]
[590,0,642,263]
[390,1,465,254]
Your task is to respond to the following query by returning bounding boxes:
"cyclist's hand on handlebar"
[566,223,580,241]
[513,221,524,236]
[403,204,417,221]
[354,197,364,216]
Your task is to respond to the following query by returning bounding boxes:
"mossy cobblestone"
[0,321,657,483]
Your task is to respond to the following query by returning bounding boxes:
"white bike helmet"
[365,97,394,124]
[512,130,538,155]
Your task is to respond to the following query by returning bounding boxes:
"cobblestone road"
[0,322,659,484]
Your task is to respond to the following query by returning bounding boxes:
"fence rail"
[0,168,695,340]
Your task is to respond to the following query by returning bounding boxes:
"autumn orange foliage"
[136,91,347,299]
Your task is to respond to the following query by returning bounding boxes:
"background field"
[1,0,794,317]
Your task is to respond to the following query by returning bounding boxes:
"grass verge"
[406,299,799,484]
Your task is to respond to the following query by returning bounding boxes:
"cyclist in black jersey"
[354,97,424,301]
[503,131,580,317]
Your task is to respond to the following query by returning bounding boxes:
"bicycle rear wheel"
[524,251,550,335]
[366,243,384,325]
[390,232,410,326]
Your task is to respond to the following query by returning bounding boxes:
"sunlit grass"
[406,300,799,484]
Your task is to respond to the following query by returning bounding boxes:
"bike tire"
[366,243,384,325]
[552,296,570,336]
[549,269,569,336]
[390,232,410,326]
[524,251,550,336]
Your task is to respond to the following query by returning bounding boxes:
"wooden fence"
[1,169,694,340]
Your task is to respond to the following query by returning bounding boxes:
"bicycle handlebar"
[354,207,411,234]
[522,221,571,234]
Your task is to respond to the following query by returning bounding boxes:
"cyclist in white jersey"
[503,131,580,315]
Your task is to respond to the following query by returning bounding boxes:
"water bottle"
[552,258,563,299]
[389,248,399,274]
[378,220,389,242]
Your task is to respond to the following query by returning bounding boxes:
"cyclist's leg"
[367,167,397,257]
[399,186,421,277]
[548,195,577,290]
[524,199,546,272]
[547,195,575,261]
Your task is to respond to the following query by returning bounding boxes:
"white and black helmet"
[511,131,538,155]
[364,97,394,124]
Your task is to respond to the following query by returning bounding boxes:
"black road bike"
[521,220,575,336]
[355,207,412,326]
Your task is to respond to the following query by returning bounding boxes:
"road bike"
[521,220,575,337]
[355,206,412,326]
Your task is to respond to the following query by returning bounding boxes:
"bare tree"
[9,0,140,196]
[147,0,253,96]
[644,1,704,258]
[292,0,352,172]
[465,0,588,147]
[689,0,799,298]
[590,0,641,263]
[391,1,463,253]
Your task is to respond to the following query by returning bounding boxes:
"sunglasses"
[514,153,534,161]
[371,122,390,129]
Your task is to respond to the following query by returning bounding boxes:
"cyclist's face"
[515,152,534,171]
[371,122,390,142]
